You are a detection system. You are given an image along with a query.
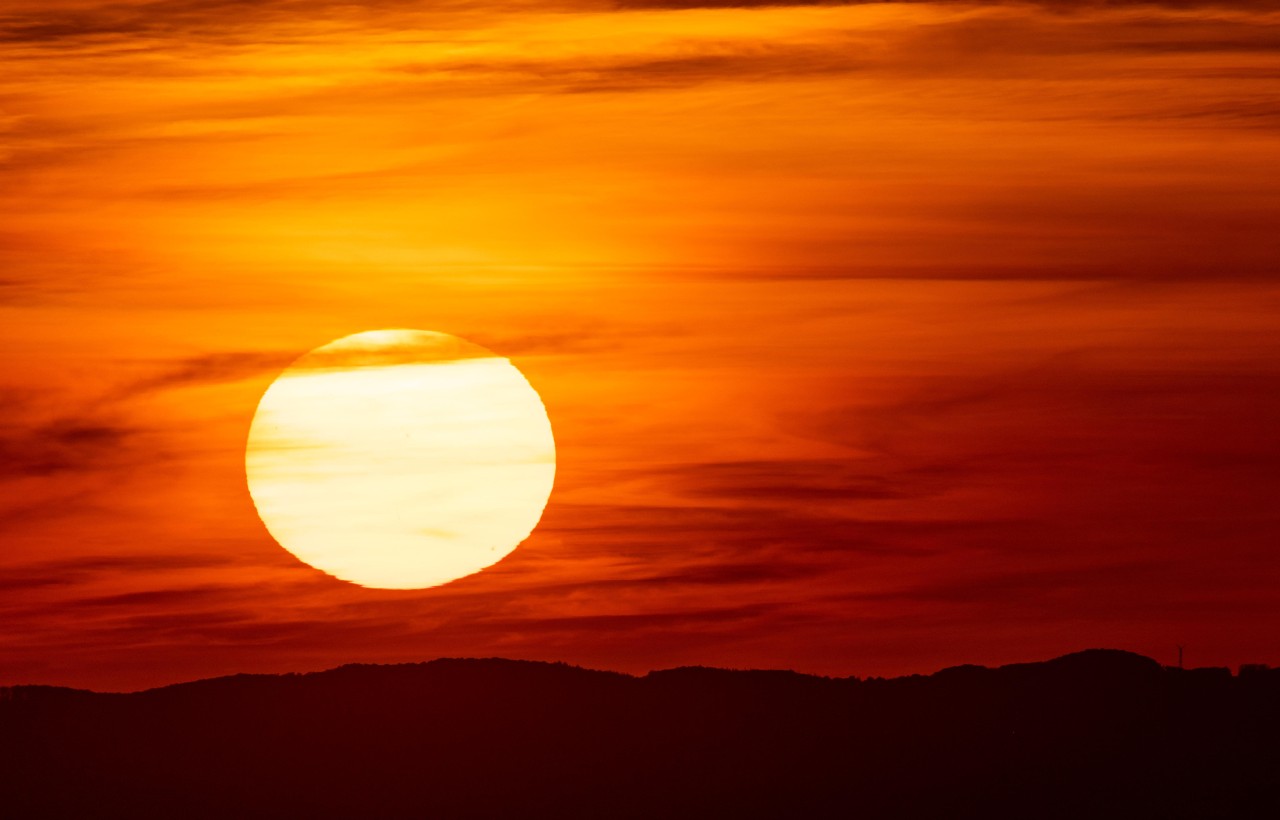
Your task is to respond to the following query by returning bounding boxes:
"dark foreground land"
[2,649,1277,819]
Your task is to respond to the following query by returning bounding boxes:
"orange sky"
[3,0,1280,690]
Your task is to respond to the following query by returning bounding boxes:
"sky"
[2,0,1279,691]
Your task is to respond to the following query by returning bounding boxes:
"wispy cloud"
[612,0,1280,9]
[397,45,869,94]
[0,0,502,47]
[0,417,136,479]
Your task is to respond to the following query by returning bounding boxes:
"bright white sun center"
[245,329,556,589]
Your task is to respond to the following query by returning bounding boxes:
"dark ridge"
[2,650,1277,819]
[1012,647,1164,674]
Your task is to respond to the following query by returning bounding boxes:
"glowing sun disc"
[245,329,556,589]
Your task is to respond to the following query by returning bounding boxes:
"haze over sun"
[2,0,1279,690]
[246,329,556,590]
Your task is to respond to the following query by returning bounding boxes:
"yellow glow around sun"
[245,330,556,589]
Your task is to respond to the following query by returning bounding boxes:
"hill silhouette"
[2,649,1277,819]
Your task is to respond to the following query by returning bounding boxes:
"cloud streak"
[0,418,136,479]
[613,0,1280,8]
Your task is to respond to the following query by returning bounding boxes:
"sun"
[245,329,556,589]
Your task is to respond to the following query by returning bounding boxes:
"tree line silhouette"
[2,649,1276,818]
